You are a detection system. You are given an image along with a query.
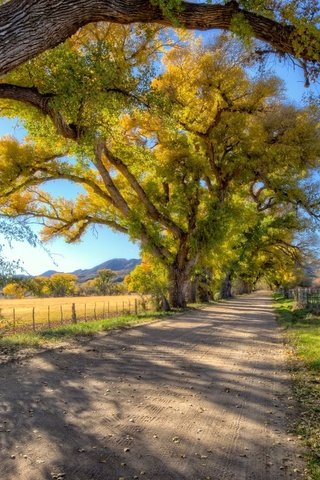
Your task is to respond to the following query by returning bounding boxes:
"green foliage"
[26,276,49,297]
[94,269,115,295]
[125,260,169,309]
[150,0,184,21]
[274,295,320,368]
[46,273,77,297]
[0,31,319,306]
[274,295,320,479]
[0,311,173,348]
[230,13,253,47]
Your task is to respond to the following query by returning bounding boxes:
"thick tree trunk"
[198,268,213,303]
[282,286,290,299]
[169,267,188,308]
[242,281,252,294]
[153,293,171,311]
[0,0,317,76]
[186,273,212,303]
[160,295,171,312]
[186,277,198,304]
[240,281,251,294]
[198,284,211,303]
[220,272,232,299]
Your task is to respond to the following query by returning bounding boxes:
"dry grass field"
[0,294,144,333]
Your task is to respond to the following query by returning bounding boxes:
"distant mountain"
[40,258,141,283]
[41,269,59,277]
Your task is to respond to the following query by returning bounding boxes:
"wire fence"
[0,297,153,335]
[280,287,320,313]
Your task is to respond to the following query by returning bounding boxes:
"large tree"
[0,30,319,306]
[0,0,319,81]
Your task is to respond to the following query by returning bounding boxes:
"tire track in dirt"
[0,291,305,480]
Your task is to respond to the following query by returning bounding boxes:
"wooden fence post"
[94,302,97,320]
[60,305,63,324]
[103,302,105,318]
[13,308,16,332]
[84,303,87,322]
[32,307,35,331]
[47,305,51,328]
[72,303,77,323]
[107,302,110,317]
[135,299,138,315]
[289,287,320,313]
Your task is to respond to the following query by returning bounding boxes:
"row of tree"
[0,26,319,308]
[2,269,121,298]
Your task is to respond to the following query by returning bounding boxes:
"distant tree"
[3,282,27,299]
[78,279,98,296]
[125,260,170,311]
[26,276,50,297]
[94,269,115,295]
[47,273,77,297]
[112,282,128,295]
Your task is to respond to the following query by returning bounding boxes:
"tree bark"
[242,281,252,294]
[220,271,232,299]
[187,277,198,304]
[0,84,78,140]
[160,295,171,312]
[235,279,252,294]
[0,0,318,77]
[198,282,211,303]
[169,266,188,308]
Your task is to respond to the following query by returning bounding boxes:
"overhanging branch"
[0,83,78,140]
[0,0,318,77]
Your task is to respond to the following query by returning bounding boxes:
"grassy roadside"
[0,311,174,351]
[273,294,320,480]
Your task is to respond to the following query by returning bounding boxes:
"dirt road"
[0,292,304,480]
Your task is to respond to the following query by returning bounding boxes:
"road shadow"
[0,292,302,480]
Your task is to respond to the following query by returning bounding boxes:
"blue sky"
[0,41,319,276]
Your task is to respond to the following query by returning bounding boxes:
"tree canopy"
[0,27,319,306]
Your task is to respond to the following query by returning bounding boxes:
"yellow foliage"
[3,283,27,299]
